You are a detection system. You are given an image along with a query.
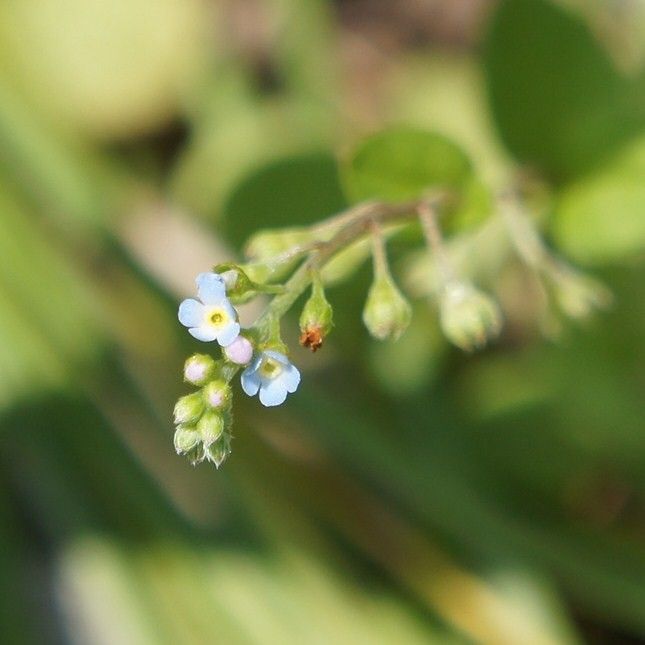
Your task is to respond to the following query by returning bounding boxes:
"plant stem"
[253,195,447,332]
[418,199,455,286]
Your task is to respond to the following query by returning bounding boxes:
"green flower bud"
[299,276,334,352]
[205,435,231,469]
[173,392,205,425]
[183,353,216,386]
[173,424,201,455]
[196,410,225,447]
[551,270,612,320]
[187,444,205,466]
[202,380,231,410]
[439,282,502,351]
[213,263,283,304]
[363,274,412,341]
[244,228,314,261]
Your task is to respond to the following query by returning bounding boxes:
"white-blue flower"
[178,273,240,346]
[241,350,300,407]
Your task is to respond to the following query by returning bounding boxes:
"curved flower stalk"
[173,190,610,468]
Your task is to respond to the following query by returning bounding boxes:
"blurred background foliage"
[0,0,644,643]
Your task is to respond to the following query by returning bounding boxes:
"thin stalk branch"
[418,199,454,287]
[253,194,447,332]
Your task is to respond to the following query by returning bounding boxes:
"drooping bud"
[362,274,412,341]
[299,275,333,352]
[202,380,231,410]
[196,410,224,447]
[213,263,283,304]
[183,354,216,386]
[551,270,612,320]
[439,281,502,351]
[205,435,231,469]
[224,334,254,365]
[173,424,201,455]
[173,392,205,425]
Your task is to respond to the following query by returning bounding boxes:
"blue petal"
[259,379,288,407]
[189,326,218,342]
[216,321,240,347]
[282,364,301,393]
[196,272,226,304]
[241,368,261,396]
[264,350,290,365]
[178,299,204,328]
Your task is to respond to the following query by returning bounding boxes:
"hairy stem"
[253,195,447,333]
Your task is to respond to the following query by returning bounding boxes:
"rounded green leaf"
[342,126,473,203]
[484,0,645,180]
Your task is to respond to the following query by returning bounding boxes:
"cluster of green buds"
[174,354,233,467]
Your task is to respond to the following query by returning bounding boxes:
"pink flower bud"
[224,335,254,365]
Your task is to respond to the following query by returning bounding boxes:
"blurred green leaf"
[0,0,209,139]
[552,136,645,264]
[342,126,473,203]
[223,151,347,250]
[484,0,645,179]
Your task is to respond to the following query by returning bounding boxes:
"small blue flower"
[178,273,240,346]
[241,350,300,407]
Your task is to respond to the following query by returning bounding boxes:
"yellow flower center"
[259,357,282,379]
[206,307,229,328]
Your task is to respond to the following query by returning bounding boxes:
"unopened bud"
[299,277,333,352]
[173,425,201,455]
[439,282,502,351]
[245,228,314,261]
[202,380,231,409]
[196,410,224,447]
[363,275,412,341]
[224,335,254,365]
[552,270,612,320]
[205,435,232,469]
[173,392,204,425]
[183,354,216,386]
[213,263,283,304]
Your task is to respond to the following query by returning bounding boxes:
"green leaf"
[484,0,645,180]
[342,126,473,203]
[552,136,645,265]
[222,151,347,250]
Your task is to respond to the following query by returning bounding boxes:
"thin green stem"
[252,196,447,333]
[418,199,455,287]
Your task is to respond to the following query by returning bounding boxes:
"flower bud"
[173,424,201,455]
[213,263,283,304]
[299,278,333,352]
[173,392,205,425]
[552,270,612,320]
[202,380,231,409]
[224,335,254,365]
[183,354,216,386]
[196,410,224,447]
[439,282,502,351]
[205,435,231,469]
[362,275,412,341]
[244,228,314,261]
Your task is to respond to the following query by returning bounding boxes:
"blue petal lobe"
[196,273,226,304]
[282,365,301,393]
[241,368,261,396]
[178,299,204,327]
[259,379,288,407]
[189,326,218,342]
[217,322,240,347]
[264,350,289,365]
